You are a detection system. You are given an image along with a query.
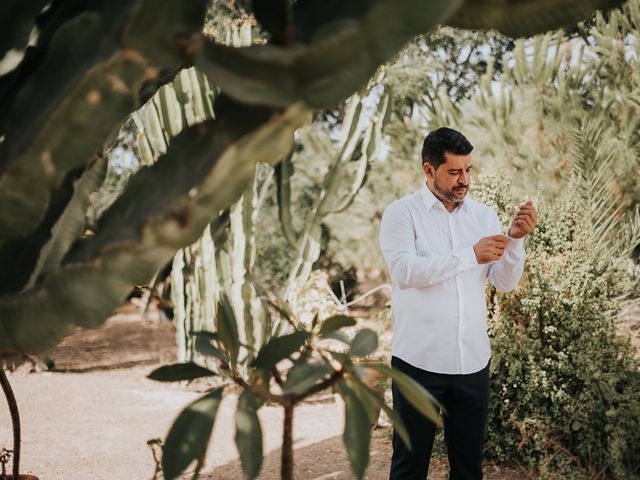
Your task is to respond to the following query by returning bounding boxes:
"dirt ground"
[0,310,532,480]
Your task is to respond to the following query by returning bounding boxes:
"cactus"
[0,1,48,66]
[0,0,210,246]
[164,22,270,362]
[130,68,220,357]
[448,0,623,37]
[281,80,390,303]
[170,73,390,362]
[274,150,299,250]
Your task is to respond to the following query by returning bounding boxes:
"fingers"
[514,213,532,226]
[515,211,536,230]
[491,249,504,262]
[487,234,507,244]
[492,240,506,250]
[512,201,538,234]
[487,238,505,258]
[475,236,506,263]
[529,208,537,224]
[517,203,537,222]
[516,207,535,215]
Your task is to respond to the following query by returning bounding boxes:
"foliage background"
[475,176,640,479]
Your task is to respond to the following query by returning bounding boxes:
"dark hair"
[421,127,473,168]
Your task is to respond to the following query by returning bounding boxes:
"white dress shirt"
[379,183,525,375]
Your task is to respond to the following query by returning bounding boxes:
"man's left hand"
[508,200,537,239]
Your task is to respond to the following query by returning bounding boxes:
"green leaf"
[328,350,353,365]
[366,363,443,427]
[310,310,320,332]
[194,332,229,364]
[216,294,240,365]
[337,380,372,480]
[351,369,411,450]
[148,363,216,382]
[162,387,223,480]
[282,361,334,395]
[252,331,309,371]
[349,329,378,357]
[235,389,263,479]
[346,378,380,426]
[319,314,356,335]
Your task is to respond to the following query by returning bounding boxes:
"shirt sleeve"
[487,211,526,292]
[379,201,479,289]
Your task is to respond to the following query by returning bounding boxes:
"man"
[379,127,537,480]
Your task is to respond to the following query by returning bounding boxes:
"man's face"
[423,152,472,204]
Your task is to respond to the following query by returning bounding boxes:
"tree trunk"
[0,369,20,479]
[281,403,294,480]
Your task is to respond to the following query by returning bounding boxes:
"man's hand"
[508,200,538,239]
[474,235,507,264]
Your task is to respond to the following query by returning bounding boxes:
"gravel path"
[0,367,371,479]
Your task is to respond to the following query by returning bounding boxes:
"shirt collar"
[419,183,469,214]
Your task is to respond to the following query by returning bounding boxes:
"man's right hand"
[473,235,507,264]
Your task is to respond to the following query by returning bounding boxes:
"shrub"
[473,176,640,479]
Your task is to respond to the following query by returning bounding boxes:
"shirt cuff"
[505,234,525,253]
[455,246,479,271]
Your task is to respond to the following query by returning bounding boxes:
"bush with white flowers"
[473,175,640,479]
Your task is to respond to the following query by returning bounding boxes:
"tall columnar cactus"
[171,77,390,361]
[171,169,275,363]
[126,64,222,361]
[165,22,272,362]
[0,0,625,357]
[280,80,390,304]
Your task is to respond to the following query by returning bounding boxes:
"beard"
[433,177,468,204]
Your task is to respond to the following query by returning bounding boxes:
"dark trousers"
[389,356,490,480]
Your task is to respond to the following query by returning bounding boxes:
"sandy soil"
[0,311,530,480]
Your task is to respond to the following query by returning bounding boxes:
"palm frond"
[568,118,632,258]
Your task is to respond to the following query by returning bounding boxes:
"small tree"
[149,296,442,480]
